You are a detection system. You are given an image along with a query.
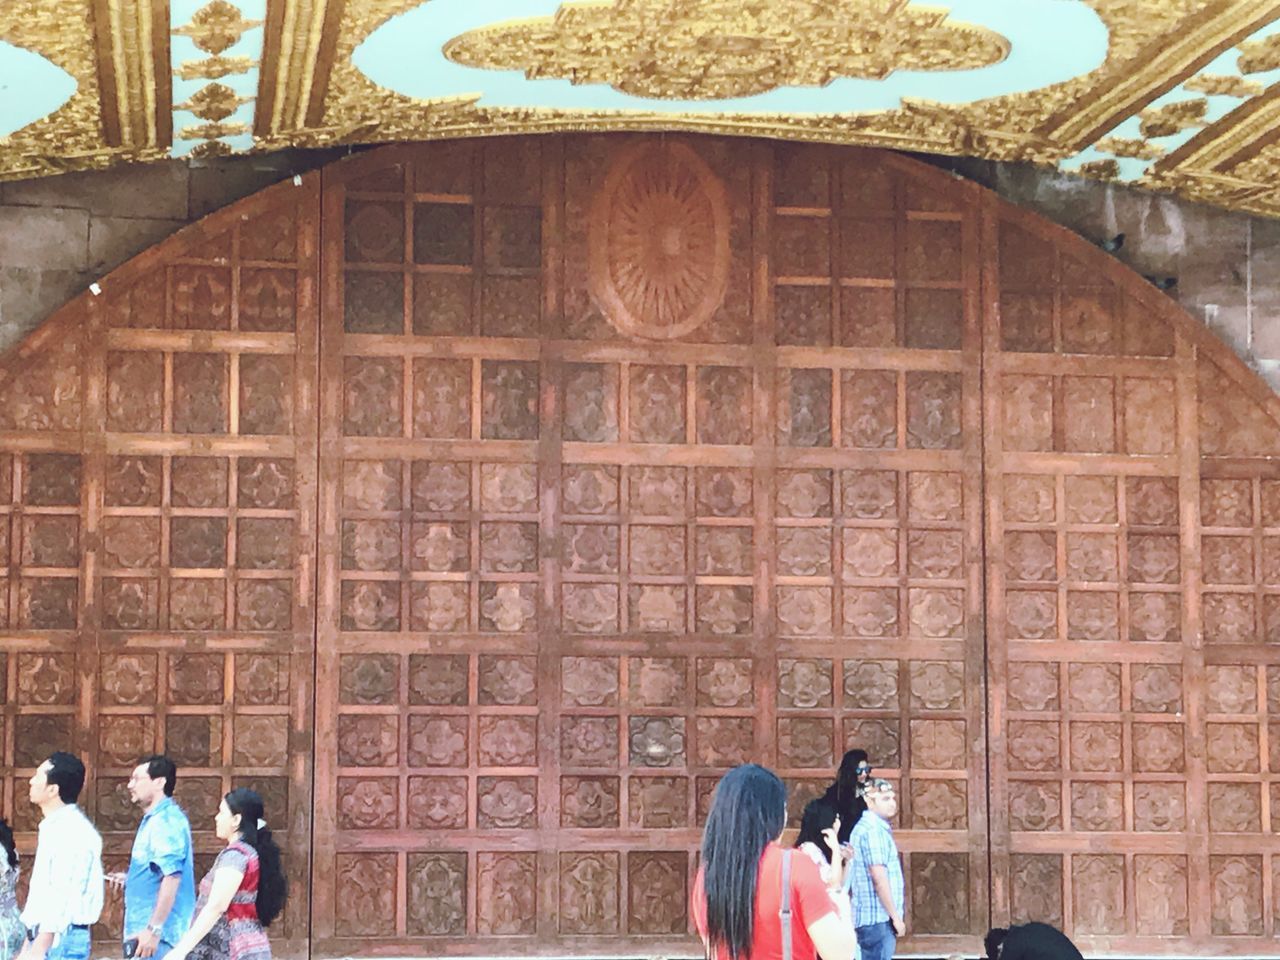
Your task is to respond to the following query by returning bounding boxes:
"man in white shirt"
[17,752,104,960]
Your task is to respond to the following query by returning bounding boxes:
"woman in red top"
[692,765,857,960]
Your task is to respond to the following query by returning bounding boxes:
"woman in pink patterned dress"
[165,789,287,960]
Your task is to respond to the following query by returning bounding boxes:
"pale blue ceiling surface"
[0,41,76,138]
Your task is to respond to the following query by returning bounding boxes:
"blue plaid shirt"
[844,810,904,928]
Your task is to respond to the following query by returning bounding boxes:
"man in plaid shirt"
[844,779,904,960]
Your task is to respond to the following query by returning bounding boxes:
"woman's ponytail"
[224,788,289,927]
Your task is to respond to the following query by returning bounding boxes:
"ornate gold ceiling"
[7,0,1280,215]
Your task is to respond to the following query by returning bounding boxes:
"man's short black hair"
[984,927,1009,960]
[45,751,85,804]
[141,755,177,797]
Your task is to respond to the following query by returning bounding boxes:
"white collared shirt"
[20,804,104,934]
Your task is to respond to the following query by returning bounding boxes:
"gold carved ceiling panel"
[13,0,1280,217]
[441,0,1011,100]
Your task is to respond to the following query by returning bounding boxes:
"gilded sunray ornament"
[587,140,731,339]
[443,0,1011,100]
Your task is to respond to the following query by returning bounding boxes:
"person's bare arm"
[808,904,858,960]
[868,864,904,935]
[821,821,846,890]
[134,875,181,957]
[16,931,54,960]
[165,868,244,960]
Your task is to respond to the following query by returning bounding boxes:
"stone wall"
[931,154,1280,389]
[1,141,1279,388]
[0,148,341,348]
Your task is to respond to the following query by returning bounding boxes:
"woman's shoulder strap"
[780,850,793,960]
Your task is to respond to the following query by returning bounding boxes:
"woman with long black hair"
[794,801,859,960]
[692,764,856,960]
[0,818,22,960]
[165,789,286,960]
[794,800,845,887]
[819,749,871,844]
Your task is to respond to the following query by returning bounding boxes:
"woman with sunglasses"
[819,750,872,844]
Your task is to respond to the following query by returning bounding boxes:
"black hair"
[0,818,17,869]
[44,751,85,805]
[985,927,1008,960]
[141,755,177,797]
[794,798,838,863]
[700,764,787,960]
[224,788,288,926]
[820,748,868,843]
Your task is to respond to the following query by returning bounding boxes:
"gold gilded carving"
[1095,136,1165,160]
[174,0,263,54]
[1212,150,1280,214]
[176,55,254,80]
[1040,0,1272,148]
[1139,98,1206,139]
[177,83,252,121]
[443,0,1010,100]
[1183,74,1264,98]
[1077,159,1120,180]
[1237,32,1280,74]
[98,0,166,148]
[292,0,1273,215]
[314,0,1216,181]
[256,0,335,133]
[172,0,261,156]
[587,141,730,340]
[298,0,480,150]
[178,120,252,140]
[7,0,1280,225]
[0,0,165,180]
[188,140,235,157]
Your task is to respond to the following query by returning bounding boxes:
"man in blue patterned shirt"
[845,779,904,960]
[107,757,195,960]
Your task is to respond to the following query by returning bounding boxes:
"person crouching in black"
[985,922,1083,960]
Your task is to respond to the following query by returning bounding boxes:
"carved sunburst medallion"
[588,142,730,340]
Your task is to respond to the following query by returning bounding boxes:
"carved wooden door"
[0,177,319,955]
[7,132,1280,959]
[985,196,1280,954]
[311,137,989,955]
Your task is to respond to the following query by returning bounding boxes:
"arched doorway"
[1,134,1276,957]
